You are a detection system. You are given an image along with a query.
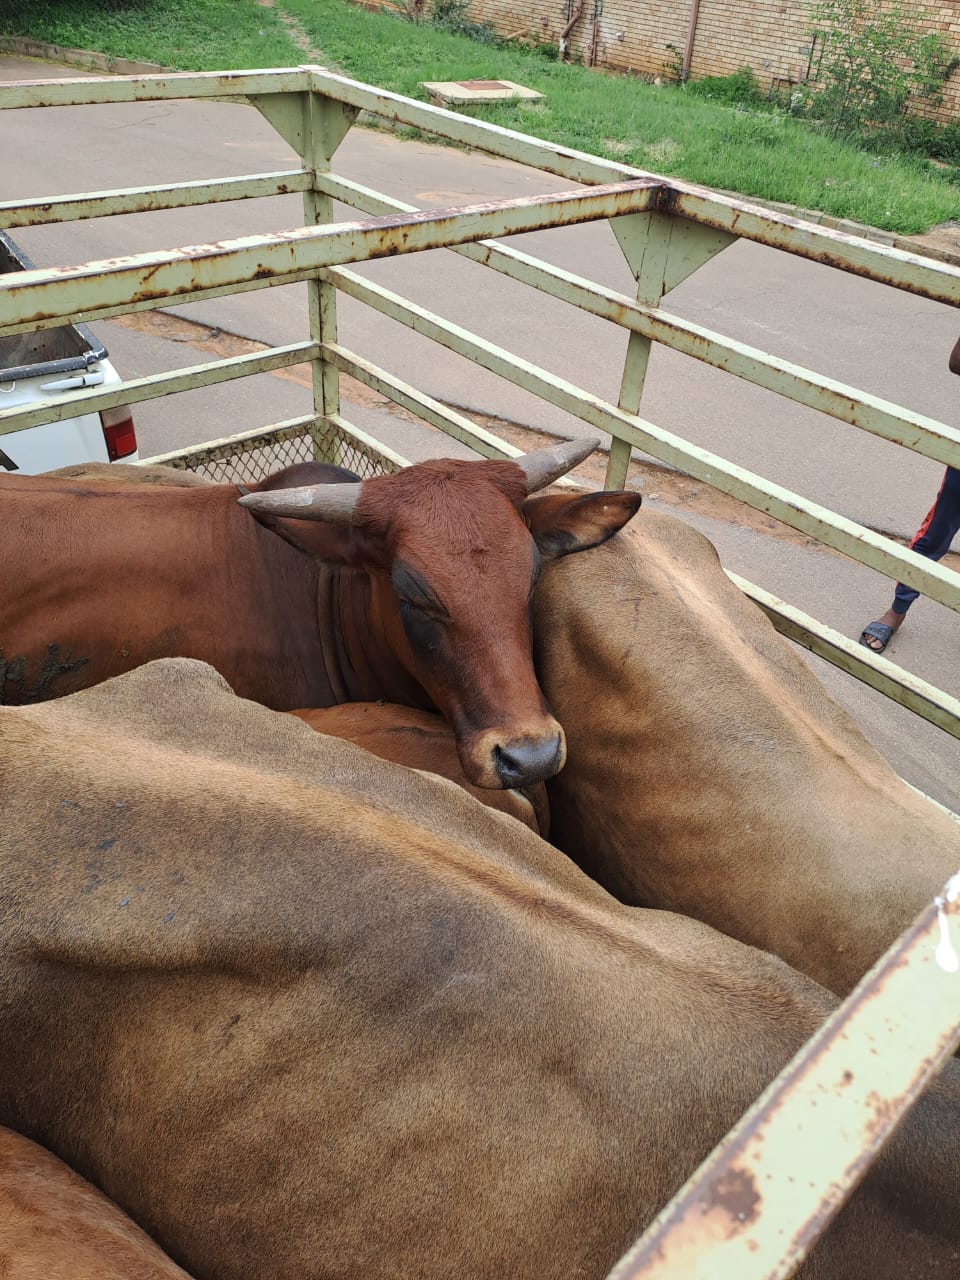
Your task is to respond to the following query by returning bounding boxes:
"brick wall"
[465,0,960,124]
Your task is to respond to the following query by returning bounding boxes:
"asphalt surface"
[3,52,959,813]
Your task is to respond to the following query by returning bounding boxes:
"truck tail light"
[100,405,138,461]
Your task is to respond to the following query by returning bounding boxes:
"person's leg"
[861,467,960,651]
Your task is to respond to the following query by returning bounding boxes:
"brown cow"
[0,1127,191,1280]
[532,509,960,996]
[0,443,639,789]
[290,702,549,834]
[0,659,958,1280]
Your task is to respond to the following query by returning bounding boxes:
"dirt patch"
[253,0,328,64]
[905,222,960,261]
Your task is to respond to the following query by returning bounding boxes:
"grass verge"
[3,0,959,233]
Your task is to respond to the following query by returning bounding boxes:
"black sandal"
[859,621,894,653]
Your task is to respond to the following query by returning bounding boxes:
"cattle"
[0,659,958,1280]
[289,702,549,834]
[0,444,640,790]
[47,462,214,487]
[532,511,960,997]
[0,1126,192,1280]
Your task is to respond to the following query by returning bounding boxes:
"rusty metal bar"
[307,67,960,305]
[0,67,313,109]
[728,573,960,738]
[293,90,354,463]
[326,265,960,610]
[314,172,960,474]
[308,67,630,185]
[1,269,317,331]
[5,67,958,303]
[323,343,519,460]
[323,342,583,484]
[0,341,319,435]
[0,171,312,229]
[0,180,661,335]
[607,870,960,1280]
[667,188,960,305]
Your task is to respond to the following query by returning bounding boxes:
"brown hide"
[0,1127,191,1280]
[0,473,328,708]
[242,457,640,788]
[0,457,638,791]
[45,463,213,487]
[0,659,958,1280]
[533,513,960,996]
[289,703,549,835]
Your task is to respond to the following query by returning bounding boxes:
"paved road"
[3,53,959,811]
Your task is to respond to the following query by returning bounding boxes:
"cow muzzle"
[463,724,567,790]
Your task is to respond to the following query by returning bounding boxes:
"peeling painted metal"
[311,172,960,475]
[606,875,960,1280]
[0,180,661,335]
[326,265,960,613]
[0,171,312,229]
[306,66,960,304]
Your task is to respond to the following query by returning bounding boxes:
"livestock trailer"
[1,63,958,1276]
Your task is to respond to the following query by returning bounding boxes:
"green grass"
[4,0,960,233]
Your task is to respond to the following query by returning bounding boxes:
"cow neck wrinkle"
[319,563,428,709]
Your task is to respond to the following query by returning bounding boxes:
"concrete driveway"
[2,52,959,811]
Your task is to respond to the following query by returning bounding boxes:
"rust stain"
[706,1166,762,1227]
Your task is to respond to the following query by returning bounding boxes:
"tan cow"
[0,1126,191,1280]
[0,659,957,1279]
[532,507,960,996]
[289,702,549,834]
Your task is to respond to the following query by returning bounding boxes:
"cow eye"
[398,598,444,655]
[392,563,446,618]
[398,595,445,623]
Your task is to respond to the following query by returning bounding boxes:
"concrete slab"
[421,78,544,106]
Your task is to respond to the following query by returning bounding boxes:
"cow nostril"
[493,735,563,788]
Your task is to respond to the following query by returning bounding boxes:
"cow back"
[0,659,957,1279]
[534,513,960,995]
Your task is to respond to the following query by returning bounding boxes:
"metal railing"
[1,65,958,1276]
[1,65,958,740]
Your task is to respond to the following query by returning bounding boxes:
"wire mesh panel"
[143,418,400,484]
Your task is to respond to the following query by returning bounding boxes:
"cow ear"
[522,490,641,560]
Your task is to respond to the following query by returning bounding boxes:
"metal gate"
[1,63,958,1277]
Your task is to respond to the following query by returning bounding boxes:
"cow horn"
[238,482,362,525]
[515,438,600,493]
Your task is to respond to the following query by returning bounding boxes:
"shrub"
[429,0,499,43]
[806,0,959,138]
[686,67,767,108]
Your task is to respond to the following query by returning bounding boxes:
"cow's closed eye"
[398,599,445,654]
[392,563,449,619]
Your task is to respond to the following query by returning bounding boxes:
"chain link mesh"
[148,420,400,484]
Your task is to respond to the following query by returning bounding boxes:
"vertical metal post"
[609,211,735,489]
[301,91,357,459]
[605,211,672,489]
[249,82,358,460]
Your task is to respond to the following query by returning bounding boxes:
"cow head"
[238,442,640,789]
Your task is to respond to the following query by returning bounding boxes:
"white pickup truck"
[0,230,138,473]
